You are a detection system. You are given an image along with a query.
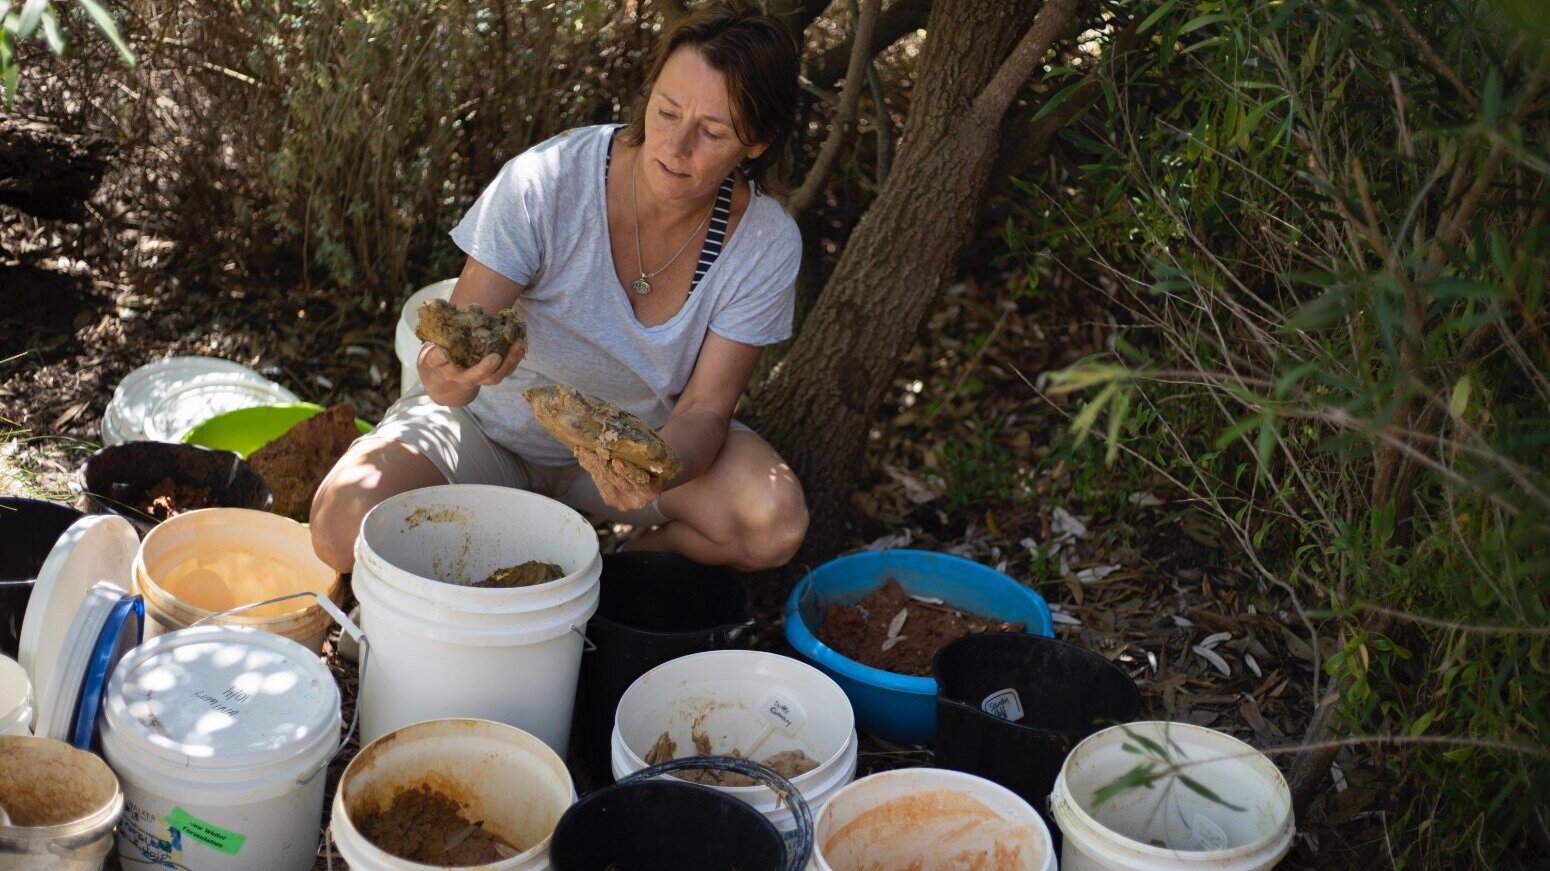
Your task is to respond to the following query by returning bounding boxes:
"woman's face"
[640,46,767,204]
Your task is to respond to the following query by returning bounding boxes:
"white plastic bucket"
[0,735,123,870]
[133,508,343,653]
[331,718,575,869]
[611,649,857,844]
[396,278,457,398]
[353,484,602,754]
[102,625,342,871]
[0,655,31,735]
[1050,721,1294,871]
[102,356,298,445]
[812,768,1056,871]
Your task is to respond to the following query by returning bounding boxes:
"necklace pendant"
[631,276,652,295]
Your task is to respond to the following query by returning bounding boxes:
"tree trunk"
[0,118,113,221]
[748,0,1075,562]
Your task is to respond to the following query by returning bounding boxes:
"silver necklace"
[630,151,713,295]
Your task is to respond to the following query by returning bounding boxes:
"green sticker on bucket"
[168,807,246,856]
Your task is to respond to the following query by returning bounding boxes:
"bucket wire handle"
[622,755,814,871]
[189,591,369,786]
[570,624,597,651]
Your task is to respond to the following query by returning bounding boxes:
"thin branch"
[1351,603,1550,637]
[866,58,893,184]
[968,0,1079,128]
[788,0,881,219]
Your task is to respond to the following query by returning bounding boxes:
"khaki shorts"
[363,393,698,527]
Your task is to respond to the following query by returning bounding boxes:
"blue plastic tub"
[784,549,1053,746]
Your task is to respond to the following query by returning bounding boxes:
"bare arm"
[418,257,527,407]
[581,332,762,511]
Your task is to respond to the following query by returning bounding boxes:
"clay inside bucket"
[0,736,119,827]
[820,789,1047,871]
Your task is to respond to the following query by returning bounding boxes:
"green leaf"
[1032,79,1088,123]
[40,5,61,54]
[1137,0,1178,35]
[1178,775,1247,812]
[1105,387,1131,465]
[1449,375,1471,420]
[78,0,134,67]
[1255,416,1278,471]
[17,0,44,39]
[1092,764,1159,808]
[1408,709,1439,737]
[1482,65,1502,124]
[1180,13,1230,34]
[1071,383,1119,445]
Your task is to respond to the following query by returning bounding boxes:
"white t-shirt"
[449,124,801,465]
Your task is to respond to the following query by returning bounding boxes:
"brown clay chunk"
[523,385,682,482]
[248,403,361,521]
[124,476,215,520]
[646,729,821,786]
[356,784,521,865]
[474,560,565,588]
[644,731,677,766]
[815,577,1024,676]
[415,299,527,369]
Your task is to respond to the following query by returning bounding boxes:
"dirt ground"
[2,204,1384,867]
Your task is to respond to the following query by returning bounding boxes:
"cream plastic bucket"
[133,508,342,653]
[812,768,1056,871]
[0,655,32,735]
[395,278,457,398]
[353,484,602,754]
[102,625,343,871]
[611,649,858,844]
[0,735,123,870]
[331,718,575,870]
[1049,721,1294,871]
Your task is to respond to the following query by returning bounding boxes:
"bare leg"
[310,439,448,573]
[627,430,807,571]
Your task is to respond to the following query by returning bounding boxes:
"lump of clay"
[415,298,527,369]
[473,560,565,588]
[524,385,682,483]
[248,403,361,521]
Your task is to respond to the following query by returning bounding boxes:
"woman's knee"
[733,477,809,569]
[309,440,446,573]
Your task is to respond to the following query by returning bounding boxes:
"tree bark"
[749,0,1077,562]
[0,118,114,221]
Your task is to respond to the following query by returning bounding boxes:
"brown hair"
[618,1,799,194]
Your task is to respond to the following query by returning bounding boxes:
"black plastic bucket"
[575,552,753,778]
[79,441,272,536]
[0,497,86,659]
[932,633,1141,837]
[550,756,810,871]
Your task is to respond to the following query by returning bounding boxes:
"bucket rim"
[355,484,603,605]
[1051,720,1295,863]
[814,766,1056,871]
[133,507,342,630]
[930,632,1142,724]
[333,716,575,868]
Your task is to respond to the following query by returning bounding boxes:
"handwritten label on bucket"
[761,693,804,733]
[980,688,1025,722]
[168,806,247,856]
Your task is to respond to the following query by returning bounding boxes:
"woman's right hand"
[418,339,525,407]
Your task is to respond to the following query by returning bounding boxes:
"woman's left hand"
[575,447,662,512]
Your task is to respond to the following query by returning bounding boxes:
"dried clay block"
[415,299,527,369]
[524,385,683,482]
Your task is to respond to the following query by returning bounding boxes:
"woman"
[310,1,807,574]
